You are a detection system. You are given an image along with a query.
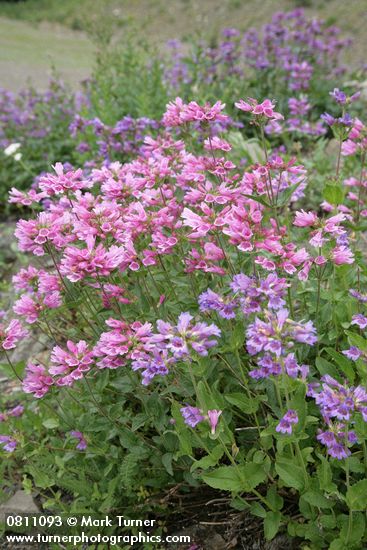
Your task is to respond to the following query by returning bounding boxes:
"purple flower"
[276,409,299,434]
[249,353,281,379]
[321,112,336,126]
[131,350,171,385]
[181,406,205,428]
[330,88,347,104]
[0,435,17,452]
[9,405,24,417]
[317,425,353,460]
[70,431,87,451]
[198,289,237,319]
[152,313,220,359]
[351,314,367,329]
[246,309,316,358]
[350,289,367,303]
[230,273,287,313]
[312,375,367,422]
[342,346,362,361]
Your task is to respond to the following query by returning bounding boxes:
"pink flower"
[60,237,125,282]
[39,163,92,196]
[204,137,231,152]
[331,246,354,265]
[15,211,71,256]
[235,98,283,120]
[94,320,153,370]
[22,363,53,398]
[181,101,228,124]
[50,340,94,386]
[162,97,186,127]
[9,188,46,206]
[0,319,28,350]
[13,292,61,324]
[293,210,318,227]
[207,410,222,435]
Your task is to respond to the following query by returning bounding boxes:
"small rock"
[0,490,39,522]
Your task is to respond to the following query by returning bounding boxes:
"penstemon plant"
[1,91,367,550]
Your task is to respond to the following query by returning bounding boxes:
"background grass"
[1,0,366,91]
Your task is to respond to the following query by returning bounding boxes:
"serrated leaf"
[345,331,367,352]
[202,462,266,492]
[323,183,344,205]
[191,445,224,472]
[275,459,305,491]
[325,347,355,382]
[225,393,260,414]
[202,466,242,491]
[346,479,367,511]
[302,490,333,508]
[315,357,339,378]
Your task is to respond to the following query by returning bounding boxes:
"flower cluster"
[180,406,222,435]
[246,309,316,380]
[309,375,367,458]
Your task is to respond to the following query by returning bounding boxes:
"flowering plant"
[1,85,367,548]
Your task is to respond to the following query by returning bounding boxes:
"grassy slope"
[0,17,93,91]
[0,0,366,91]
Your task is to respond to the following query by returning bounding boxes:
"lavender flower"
[150,313,220,359]
[276,410,299,434]
[181,406,205,428]
[132,350,172,385]
[70,431,87,451]
[0,435,17,452]
[198,289,237,319]
[351,314,367,329]
[230,273,287,314]
[317,424,357,459]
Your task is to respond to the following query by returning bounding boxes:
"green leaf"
[323,183,344,205]
[250,502,266,518]
[346,331,367,352]
[340,512,365,545]
[27,465,55,490]
[266,485,283,511]
[202,462,266,492]
[191,445,224,472]
[131,413,149,431]
[264,511,281,541]
[325,347,355,382]
[346,479,367,511]
[42,418,60,429]
[315,357,339,378]
[329,539,344,550]
[171,401,192,457]
[241,462,267,491]
[317,455,336,493]
[277,179,304,207]
[243,194,270,207]
[302,490,333,509]
[225,393,260,414]
[162,453,173,476]
[230,323,245,349]
[202,466,242,491]
[275,459,305,491]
